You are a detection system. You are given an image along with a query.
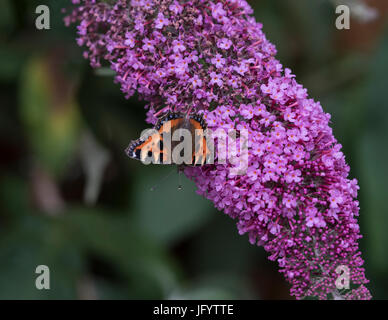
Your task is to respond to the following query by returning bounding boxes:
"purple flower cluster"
[65,0,371,299]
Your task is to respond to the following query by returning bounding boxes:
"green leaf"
[131,165,213,246]
[188,216,260,275]
[61,207,179,298]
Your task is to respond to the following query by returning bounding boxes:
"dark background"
[0,0,387,299]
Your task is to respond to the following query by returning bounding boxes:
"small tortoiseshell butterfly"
[125,112,211,166]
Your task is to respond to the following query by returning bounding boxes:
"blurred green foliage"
[0,0,387,299]
[20,55,82,176]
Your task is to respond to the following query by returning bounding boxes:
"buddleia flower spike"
[66,0,371,300]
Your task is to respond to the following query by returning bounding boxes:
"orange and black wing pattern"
[125,112,211,165]
[125,113,184,164]
[189,114,212,166]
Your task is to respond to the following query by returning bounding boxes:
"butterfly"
[125,112,212,166]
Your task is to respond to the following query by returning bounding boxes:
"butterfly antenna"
[150,167,176,192]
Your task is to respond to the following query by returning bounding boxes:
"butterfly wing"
[125,112,210,166]
[125,113,185,164]
[189,114,211,166]
[125,129,162,164]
